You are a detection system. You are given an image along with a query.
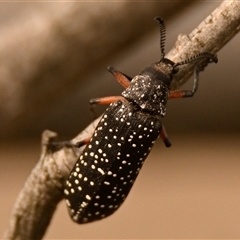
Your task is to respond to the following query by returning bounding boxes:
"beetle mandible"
[64,17,218,224]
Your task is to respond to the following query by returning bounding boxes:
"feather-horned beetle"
[64,17,217,223]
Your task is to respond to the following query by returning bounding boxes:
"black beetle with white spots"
[64,17,217,224]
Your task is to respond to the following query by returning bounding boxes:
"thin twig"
[169,0,240,89]
[3,1,240,239]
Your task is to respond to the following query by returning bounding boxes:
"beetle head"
[123,17,217,117]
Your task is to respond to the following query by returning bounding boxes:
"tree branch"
[3,1,240,239]
[168,0,240,89]
[3,119,100,240]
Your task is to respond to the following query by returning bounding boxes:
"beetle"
[64,17,217,224]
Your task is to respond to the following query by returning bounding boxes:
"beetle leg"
[90,96,125,105]
[107,66,132,88]
[169,64,201,99]
[47,138,91,151]
[75,137,91,148]
[46,141,76,152]
[160,125,171,147]
[90,67,130,106]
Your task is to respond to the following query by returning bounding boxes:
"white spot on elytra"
[86,195,91,200]
[81,201,87,207]
[66,199,71,207]
[98,168,105,175]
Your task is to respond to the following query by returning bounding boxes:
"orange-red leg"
[160,125,171,147]
[169,90,195,99]
[90,96,125,105]
[107,66,131,89]
[90,67,131,106]
[75,137,91,148]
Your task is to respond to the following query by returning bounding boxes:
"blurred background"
[1,1,240,239]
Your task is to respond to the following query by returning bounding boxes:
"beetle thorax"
[121,74,170,117]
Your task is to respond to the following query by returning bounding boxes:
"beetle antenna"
[174,52,218,68]
[154,17,166,60]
